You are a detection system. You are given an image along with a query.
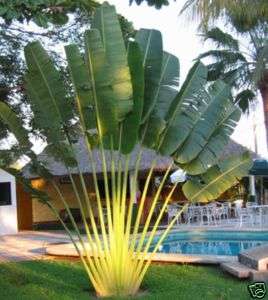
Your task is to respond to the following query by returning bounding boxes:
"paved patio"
[0,231,70,262]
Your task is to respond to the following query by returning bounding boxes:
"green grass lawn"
[0,260,252,300]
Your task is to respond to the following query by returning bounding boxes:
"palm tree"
[196,25,268,142]
[181,0,268,31]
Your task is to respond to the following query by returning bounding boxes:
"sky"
[106,0,268,158]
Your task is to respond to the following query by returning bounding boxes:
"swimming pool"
[150,231,268,256]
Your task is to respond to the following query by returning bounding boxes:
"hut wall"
[31,175,96,224]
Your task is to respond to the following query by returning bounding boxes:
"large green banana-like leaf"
[84,29,117,138]
[65,44,96,130]
[121,41,144,154]
[0,102,31,149]
[159,61,208,155]
[135,29,163,122]
[152,52,180,120]
[175,80,233,164]
[142,52,180,148]
[92,3,133,120]
[182,152,252,202]
[182,106,241,175]
[24,41,72,143]
[24,41,77,166]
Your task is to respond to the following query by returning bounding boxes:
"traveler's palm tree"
[0,3,252,298]
[197,26,268,139]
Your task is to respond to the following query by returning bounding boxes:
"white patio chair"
[212,205,222,225]
[167,204,181,225]
[261,206,268,226]
[238,205,263,227]
[218,202,230,223]
[202,204,219,225]
[251,206,264,227]
[236,207,254,227]
[199,205,209,225]
[185,206,201,225]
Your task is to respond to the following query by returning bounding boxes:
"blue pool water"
[150,231,268,256]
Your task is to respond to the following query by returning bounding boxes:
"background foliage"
[0,0,134,149]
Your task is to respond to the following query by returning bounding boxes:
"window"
[97,177,131,198]
[0,182,12,206]
[98,179,112,198]
[59,176,71,184]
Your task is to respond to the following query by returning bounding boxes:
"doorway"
[16,183,33,230]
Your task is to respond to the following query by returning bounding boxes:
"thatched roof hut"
[23,137,259,179]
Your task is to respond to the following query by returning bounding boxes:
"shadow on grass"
[0,260,93,300]
[0,260,251,300]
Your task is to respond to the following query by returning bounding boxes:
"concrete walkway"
[0,231,70,262]
[221,245,268,281]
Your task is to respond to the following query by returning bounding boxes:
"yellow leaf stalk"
[46,130,185,297]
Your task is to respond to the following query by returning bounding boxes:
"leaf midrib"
[187,106,240,168]
[178,84,233,157]
[29,46,63,124]
[191,155,249,201]
[143,30,153,67]
[163,63,206,142]
[85,35,102,136]
[145,53,172,122]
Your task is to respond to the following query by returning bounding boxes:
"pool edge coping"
[45,228,268,265]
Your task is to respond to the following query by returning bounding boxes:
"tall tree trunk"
[259,82,268,148]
